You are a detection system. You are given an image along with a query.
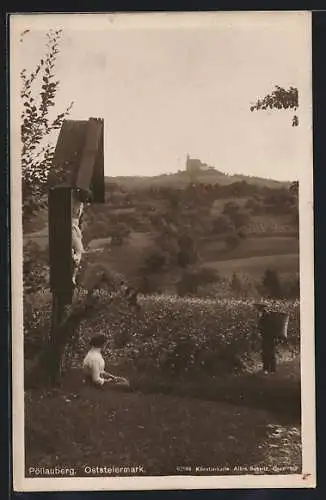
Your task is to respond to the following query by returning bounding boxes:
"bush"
[23,241,49,294]
[226,233,241,250]
[232,210,251,230]
[230,273,242,293]
[121,296,300,377]
[281,273,300,299]
[24,291,300,381]
[141,250,166,274]
[262,268,283,298]
[176,267,220,296]
[211,214,234,235]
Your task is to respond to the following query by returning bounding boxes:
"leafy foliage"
[262,269,283,299]
[176,267,220,296]
[23,241,49,294]
[21,29,73,226]
[250,86,299,127]
[24,291,300,381]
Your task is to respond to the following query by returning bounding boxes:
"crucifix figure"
[71,189,88,285]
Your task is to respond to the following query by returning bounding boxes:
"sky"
[11,12,312,181]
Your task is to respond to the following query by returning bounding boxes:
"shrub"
[232,210,251,230]
[230,272,242,293]
[262,268,283,298]
[176,267,220,297]
[281,273,300,299]
[226,233,241,250]
[24,289,300,382]
[23,241,49,294]
[141,250,166,274]
[211,214,234,235]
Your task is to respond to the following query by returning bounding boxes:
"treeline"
[83,180,299,248]
[23,179,299,300]
[103,179,297,206]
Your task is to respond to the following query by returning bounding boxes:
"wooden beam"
[48,186,73,301]
[49,118,105,202]
[75,118,103,194]
[89,119,105,203]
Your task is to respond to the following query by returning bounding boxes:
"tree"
[108,222,131,246]
[232,210,251,230]
[177,232,198,268]
[25,284,106,388]
[21,29,74,227]
[226,233,241,251]
[250,85,299,127]
[230,272,242,293]
[223,201,240,218]
[289,180,299,228]
[212,214,234,235]
[262,268,283,298]
[289,181,299,197]
[223,201,250,230]
[141,250,166,274]
[176,267,219,297]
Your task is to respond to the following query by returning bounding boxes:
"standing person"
[119,281,141,312]
[127,288,140,312]
[82,334,130,388]
[255,303,277,374]
[119,280,129,296]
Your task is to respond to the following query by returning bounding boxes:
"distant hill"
[24,162,299,296]
[105,168,292,190]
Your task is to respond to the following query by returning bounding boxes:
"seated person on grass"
[83,334,130,388]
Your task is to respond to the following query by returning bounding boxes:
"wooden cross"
[48,117,105,302]
[47,117,105,383]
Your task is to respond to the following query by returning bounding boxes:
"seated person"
[82,334,130,388]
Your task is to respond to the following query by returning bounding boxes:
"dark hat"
[89,334,107,348]
[74,188,92,203]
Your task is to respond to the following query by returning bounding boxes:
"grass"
[201,235,298,262]
[25,294,300,382]
[25,359,301,477]
[127,358,301,424]
[206,253,299,278]
[24,293,301,478]
[211,197,249,213]
[24,229,299,290]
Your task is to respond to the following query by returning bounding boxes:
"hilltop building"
[185,155,215,180]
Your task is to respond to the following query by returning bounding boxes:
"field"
[24,169,299,299]
[202,235,298,260]
[205,254,299,279]
[26,292,300,374]
[25,229,299,291]
[25,293,301,476]
[25,361,301,477]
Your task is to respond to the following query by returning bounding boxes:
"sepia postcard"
[10,11,316,492]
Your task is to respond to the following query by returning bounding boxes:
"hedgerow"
[24,289,300,379]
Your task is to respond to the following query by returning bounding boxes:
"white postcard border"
[10,11,316,492]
